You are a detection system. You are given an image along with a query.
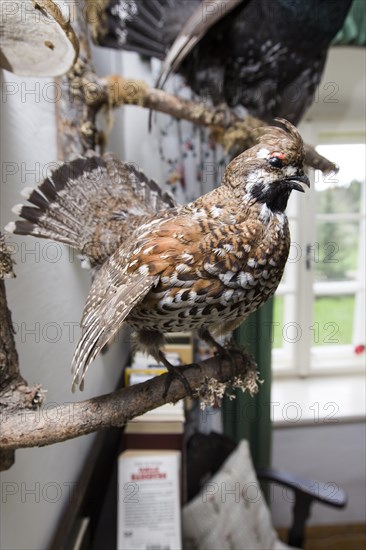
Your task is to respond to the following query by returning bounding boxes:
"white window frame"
[272,120,366,378]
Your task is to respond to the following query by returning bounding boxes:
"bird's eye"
[268,156,284,169]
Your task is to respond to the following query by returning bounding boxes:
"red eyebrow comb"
[271,152,286,160]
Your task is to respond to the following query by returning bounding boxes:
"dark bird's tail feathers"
[93,0,200,58]
[5,151,176,266]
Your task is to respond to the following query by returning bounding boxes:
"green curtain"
[332,0,366,46]
[223,299,273,468]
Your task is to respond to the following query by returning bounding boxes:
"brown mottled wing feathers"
[72,270,158,390]
[75,209,260,389]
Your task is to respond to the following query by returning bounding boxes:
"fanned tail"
[5,151,176,267]
[5,153,107,261]
[90,0,199,59]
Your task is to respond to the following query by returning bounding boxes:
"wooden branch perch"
[55,0,101,159]
[0,349,258,451]
[0,234,45,470]
[0,0,79,77]
[100,75,338,173]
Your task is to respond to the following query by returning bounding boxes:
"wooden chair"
[186,431,347,548]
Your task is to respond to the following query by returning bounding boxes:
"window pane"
[314,144,364,284]
[312,295,355,346]
[315,177,362,214]
[315,144,365,213]
[314,221,359,282]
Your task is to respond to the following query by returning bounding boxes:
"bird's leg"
[199,328,233,375]
[136,329,195,398]
[199,328,226,354]
[158,351,194,399]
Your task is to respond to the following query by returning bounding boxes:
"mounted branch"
[0,348,258,451]
[0,0,78,77]
[93,74,337,173]
[0,234,44,470]
[55,0,102,158]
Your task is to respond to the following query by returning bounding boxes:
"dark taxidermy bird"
[6,119,309,391]
[91,0,353,124]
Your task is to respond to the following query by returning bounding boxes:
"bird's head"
[224,119,310,212]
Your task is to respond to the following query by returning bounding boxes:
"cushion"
[182,440,289,550]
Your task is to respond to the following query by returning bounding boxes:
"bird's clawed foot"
[159,351,197,399]
[213,345,235,378]
[199,329,235,377]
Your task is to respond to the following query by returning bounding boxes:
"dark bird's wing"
[155,0,244,88]
[6,152,176,266]
[211,0,352,122]
[89,0,352,124]
[90,0,201,58]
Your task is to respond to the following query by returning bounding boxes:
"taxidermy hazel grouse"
[6,120,309,390]
[92,0,352,124]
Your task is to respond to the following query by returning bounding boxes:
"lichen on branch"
[0,234,45,470]
[101,74,337,173]
[0,348,258,451]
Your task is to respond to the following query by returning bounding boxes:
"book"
[124,350,186,424]
[125,332,193,387]
[124,352,181,387]
[164,332,193,365]
[123,421,184,457]
[123,400,186,502]
[125,366,167,387]
[117,450,182,550]
[123,402,185,473]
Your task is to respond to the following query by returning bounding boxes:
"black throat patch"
[249,183,291,212]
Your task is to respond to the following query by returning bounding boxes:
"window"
[272,136,365,377]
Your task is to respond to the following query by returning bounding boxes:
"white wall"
[271,422,366,527]
[93,45,162,180]
[118,52,163,182]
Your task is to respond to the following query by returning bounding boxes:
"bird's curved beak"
[285,174,310,193]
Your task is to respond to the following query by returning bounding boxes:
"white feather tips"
[20,187,34,199]
[138,265,150,276]
[80,257,91,270]
[4,221,16,233]
[11,204,24,216]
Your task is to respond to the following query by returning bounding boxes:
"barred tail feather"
[6,152,176,267]
[5,152,105,252]
[8,196,82,247]
[93,0,200,59]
